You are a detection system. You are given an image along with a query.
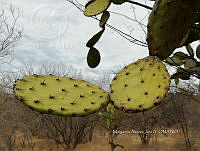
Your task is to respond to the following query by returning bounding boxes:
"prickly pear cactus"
[147,0,200,60]
[13,75,109,116]
[110,56,170,113]
[84,0,111,17]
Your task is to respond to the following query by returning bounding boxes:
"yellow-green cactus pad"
[83,0,111,17]
[13,75,109,117]
[110,56,170,113]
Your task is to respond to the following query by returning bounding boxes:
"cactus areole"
[110,56,170,113]
[147,0,200,60]
[13,75,109,117]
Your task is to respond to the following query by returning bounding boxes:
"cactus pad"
[13,75,109,116]
[84,0,111,17]
[147,0,200,59]
[110,56,170,113]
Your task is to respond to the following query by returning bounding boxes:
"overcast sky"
[1,0,199,82]
[1,0,155,77]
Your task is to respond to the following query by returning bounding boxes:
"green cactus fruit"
[87,47,101,68]
[147,0,200,60]
[13,75,109,117]
[111,0,124,5]
[83,0,111,17]
[86,28,105,48]
[110,56,170,113]
[99,11,110,28]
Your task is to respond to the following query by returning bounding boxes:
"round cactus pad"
[14,75,109,116]
[110,56,170,113]
[84,0,111,17]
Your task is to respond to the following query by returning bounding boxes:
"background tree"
[0,2,22,64]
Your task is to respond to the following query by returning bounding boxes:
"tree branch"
[125,0,153,10]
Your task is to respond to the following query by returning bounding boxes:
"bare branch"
[125,0,153,10]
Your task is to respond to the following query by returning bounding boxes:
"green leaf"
[87,47,101,68]
[86,28,105,48]
[166,57,182,66]
[196,44,200,60]
[99,11,110,28]
[174,52,188,60]
[171,68,190,80]
[185,44,194,57]
[166,52,188,66]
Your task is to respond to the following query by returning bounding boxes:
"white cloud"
[1,0,161,78]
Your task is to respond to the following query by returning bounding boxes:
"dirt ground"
[0,94,199,151]
[0,129,199,151]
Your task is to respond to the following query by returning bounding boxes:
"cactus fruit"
[13,75,109,116]
[83,0,111,17]
[110,56,170,113]
[147,0,200,60]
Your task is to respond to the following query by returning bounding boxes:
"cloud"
[2,0,155,77]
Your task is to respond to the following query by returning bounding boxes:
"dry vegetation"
[0,85,199,151]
